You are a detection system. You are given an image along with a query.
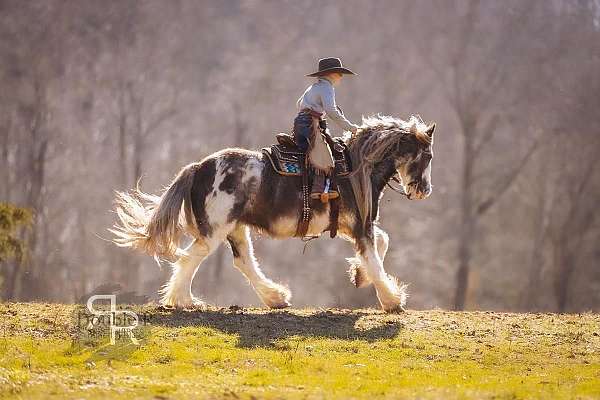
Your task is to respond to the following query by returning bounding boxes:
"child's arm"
[320,84,359,133]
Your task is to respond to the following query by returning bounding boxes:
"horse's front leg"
[356,234,407,313]
[348,225,388,288]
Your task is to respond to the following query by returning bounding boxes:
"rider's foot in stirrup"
[310,191,339,203]
[310,176,339,202]
[310,175,326,198]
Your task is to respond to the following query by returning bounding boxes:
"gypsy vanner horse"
[111,115,435,313]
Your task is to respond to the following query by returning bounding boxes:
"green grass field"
[0,303,599,399]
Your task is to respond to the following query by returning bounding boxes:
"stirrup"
[310,191,339,203]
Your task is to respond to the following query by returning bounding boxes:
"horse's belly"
[306,209,331,236]
[268,206,331,238]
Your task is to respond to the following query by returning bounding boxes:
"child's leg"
[311,174,326,195]
[293,114,312,152]
[297,133,309,152]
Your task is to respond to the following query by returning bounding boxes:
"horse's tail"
[110,163,199,260]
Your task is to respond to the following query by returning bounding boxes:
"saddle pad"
[262,140,352,177]
[262,144,305,176]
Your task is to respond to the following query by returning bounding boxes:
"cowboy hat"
[306,57,357,77]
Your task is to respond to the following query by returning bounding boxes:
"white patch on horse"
[205,158,236,229]
[241,157,262,209]
[243,158,262,181]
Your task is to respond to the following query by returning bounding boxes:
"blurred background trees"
[0,203,32,299]
[1,0,598,312]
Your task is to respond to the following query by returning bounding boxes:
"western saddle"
[262,133,352,238]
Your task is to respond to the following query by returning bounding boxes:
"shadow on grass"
[150,308,404,348]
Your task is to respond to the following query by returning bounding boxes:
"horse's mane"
[343,115,431,230]
[345,114,432,147]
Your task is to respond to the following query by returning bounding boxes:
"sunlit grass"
[0,303,598,399]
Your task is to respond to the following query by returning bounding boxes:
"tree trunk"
[553,242,572,313]
[232,101,247,148]
[5,262,19,300]
[1,116,11,201]
[454,130,475,310]
[118,86,129,188]
[522,168,553,310]
[19,79,49,300]
[455,219,475,310]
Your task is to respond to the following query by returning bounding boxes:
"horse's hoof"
[268,300,291,309]
[183,299,208,312]
[160,295,206,311]
[384,304,406,314]
[257,282,292,309]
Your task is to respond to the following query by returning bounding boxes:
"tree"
[0,203,32,299]
[414,0,551,309]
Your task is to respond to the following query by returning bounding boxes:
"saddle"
[263,133,352,177]
[262,133,353,239]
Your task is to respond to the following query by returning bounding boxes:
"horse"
[110,115,435,313]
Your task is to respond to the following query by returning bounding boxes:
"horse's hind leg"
[348,226,388,288]
[227,224,291,309]
[159,238,215,308]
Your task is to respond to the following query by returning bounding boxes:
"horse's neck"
[345,132,397,199]
[371,159,397,198]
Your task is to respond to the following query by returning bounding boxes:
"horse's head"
[343,115,435,227]
[347,115,436,201]
[393,118,435,200]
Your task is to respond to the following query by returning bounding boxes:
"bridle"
[387,148,432,198]
[386,175,409,197]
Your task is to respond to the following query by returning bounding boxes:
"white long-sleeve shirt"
[296,78,358,133]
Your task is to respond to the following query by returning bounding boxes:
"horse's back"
[188,148,263,237]
[191,146,332,239]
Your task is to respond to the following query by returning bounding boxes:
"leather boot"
[310,174,326,197]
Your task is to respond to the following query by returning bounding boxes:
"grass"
[0,303,599,399]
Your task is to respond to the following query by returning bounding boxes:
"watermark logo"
[70,286,154,362]
[86,294,139,345]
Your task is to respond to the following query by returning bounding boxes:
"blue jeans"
[293,112,313,152]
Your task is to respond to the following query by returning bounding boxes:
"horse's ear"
[426,123,436,137]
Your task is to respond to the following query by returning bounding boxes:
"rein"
[386,175,409,197]
[338,155,409,197]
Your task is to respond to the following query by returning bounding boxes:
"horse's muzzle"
[408,185,431,200]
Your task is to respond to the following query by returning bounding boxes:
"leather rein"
[387,175,409,197]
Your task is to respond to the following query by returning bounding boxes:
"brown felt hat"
[306,57,357,77]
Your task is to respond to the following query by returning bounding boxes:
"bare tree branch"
[476,138,540,215]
